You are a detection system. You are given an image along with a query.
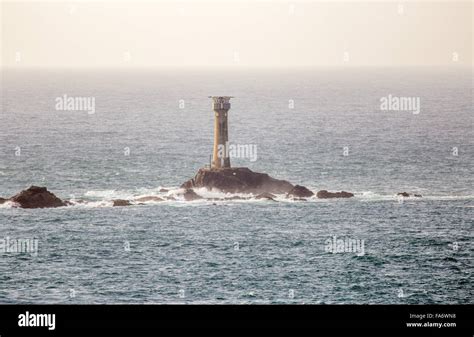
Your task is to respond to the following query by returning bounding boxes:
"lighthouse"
[209,96,233,169]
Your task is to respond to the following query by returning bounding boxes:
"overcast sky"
[1,0,472,68]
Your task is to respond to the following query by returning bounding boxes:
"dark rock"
[287,185,314,198]
[9,186,66,208]
[183,189,202,201]
[112,199,131,206]
[0,197,7,204]
[316,190,354,199]
[159,188,169,193]
[414,194,422,198]
[255,192,276,200]
[135,196,164,202]
[397,192,410,197]
[181,167,294,194]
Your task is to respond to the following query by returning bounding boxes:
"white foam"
[84,186,173,200]
[418,195,474,201]
[353,191,474,201]
[191,187,254,200]
[1,187,473,209]
[354,191,395,201]
[84,189,134,200]
[0,201,19,208]
[67,200,114,208]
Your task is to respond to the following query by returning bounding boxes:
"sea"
[0,67,472,303]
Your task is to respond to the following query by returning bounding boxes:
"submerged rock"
[206,196,250,201]
[288,197,307,201]
[316,190,354,199]
[255,192,276,201]
[182,189,202,201]
[397,192,422,198]
[135,196,164,202]
[225,195,249,200]
[112,199,131,206]
[159,188,169,193]
[9,186,66,208]
[397,192,410,197]
[286,185,314,198]
[181,167,294,194]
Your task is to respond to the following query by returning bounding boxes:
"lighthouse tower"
[209,96,233,169]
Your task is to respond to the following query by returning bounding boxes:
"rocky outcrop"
[181,167,294,194]
[0,197,7,205]
[182,189,202,201]
[414,194,422,198]
[287,185,314,198]
[159,188,169,193]
[9,186,66,208]
[316,190,354,199]
[112,199,131,206]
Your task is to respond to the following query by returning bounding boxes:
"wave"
[353,191,474,202]
[0,201,18,209]
[1,187,473,209]
[84,186,176,200]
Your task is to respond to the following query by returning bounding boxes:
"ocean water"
[0,67,472,304]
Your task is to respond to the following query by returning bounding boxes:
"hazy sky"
[1,0,472,68]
